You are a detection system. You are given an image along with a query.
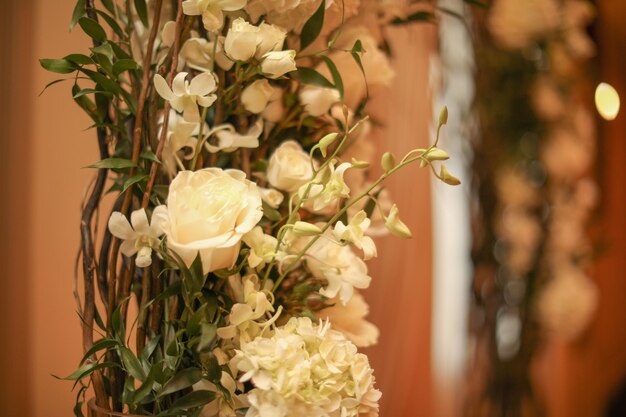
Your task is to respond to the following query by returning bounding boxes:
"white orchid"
[333,210,377,260]
[159,110,208,175]
[301,160,352,213]
[384,204,412,238]
[182,0,248,32]
[243,226,282,268]
[205,119,263,153]
[107,208,167,267]
[154,72,218,123]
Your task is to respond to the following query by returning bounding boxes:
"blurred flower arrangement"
[467,0,598,416]
[40,0,465,415]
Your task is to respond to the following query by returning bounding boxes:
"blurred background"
[1,1,625,416]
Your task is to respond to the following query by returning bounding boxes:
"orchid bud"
[381,152,396,172]
[384,204,412,238]
[318,133,339,157]
[438,105,448,126]
[292,221,323,236]
[439,164,461,186]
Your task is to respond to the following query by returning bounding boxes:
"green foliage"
[300,0,326,50]
[134,0,149,28]
[292,67,334,89]
[85,158,138,169]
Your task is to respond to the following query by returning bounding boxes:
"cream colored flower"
[333,210,377,260]
[245,0,322,32]
[538,267,598,340]
[259,187,284,209]
[179,36,233,72]
[243,226,281,268]
[267,140,314,193]
[261,50,297,79]
[301,161,351,213]
[224,18,261,61]
[256,22,287,58]
[195,372,247,417]
[241,79,274,114]
[231,317,380,417]
[316,292,379,348]
[182,0,247,32]
[159,110,206,176]
[205,119,264,153]
[108,207,166,268]
[262,86,285,123]
[156,169,263,272]
[384,204,411,239]
[488,0,560,49]
[154,72,218,122]
[305,230,372,304]
[299,85,341,116]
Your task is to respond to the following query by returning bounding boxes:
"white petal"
[120,239,138,257]
[171,72,189,96]
[182,98,201,122]
[108,212,136,240]
[217,0,247,11]
[189,72,217,96]
[130,208,150,235]
[153,74,177,101]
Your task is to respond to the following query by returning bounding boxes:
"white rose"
[266,140,314,193]
[241,79,274,114]
[261,50,297,79]
[262,86,285,123]
[256,22,287,58]
[299,85,340,116]
[158,168,263,273]
[224,17,260,62]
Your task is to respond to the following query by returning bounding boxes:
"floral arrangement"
[466,0,597,415]
[40,1,461,415]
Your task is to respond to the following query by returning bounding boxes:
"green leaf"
[100,0,117,14]
[169,390,216,411]
[108,41,133,60]
[73,88,114,99]
[391,11,435,25]
[64,53,93,65]
[113,59,139,77]
[300,0,326,50]
[129,364,159,405]
[262,201,281,222]
[94,9,125,38]
[141,336,161,363]
[198,323,217,352]
[321,55,344,99]
[292,67,334,89]
[58,361,120,390]
[72,84,99,121]
[38,78,71,96]
[140,151,162,164]
[78,17,107,42]
[85,158,137,169]
[205,355,221,382]
[111,296,130,340]
[158,368,202,397]
[123,174,148,192]
[92,43,115,62]
[350,40,369,100]
[40,58,76,74]
[134,0,149,28]
[119,347,147,382]
[70,0,86,31]
[79,339,120,365]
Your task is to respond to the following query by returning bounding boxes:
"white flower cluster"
[232,317,381,417]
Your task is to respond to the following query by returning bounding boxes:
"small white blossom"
[258,187,284,209]
[260,50,297,79]
[205,119,263,153]
[301,161,351,213]
[182,0,247,32]
[333,210,377,260]
[241,79,274,114]
[243,226,281,269]
[299,85,341,116]
[107,208,166,267]
[154,72,218,122]
[179,36,233,72]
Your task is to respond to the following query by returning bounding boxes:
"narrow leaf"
[123,174,148,192]
[321,55,344,99]
[94,9,126,38]
[134,0,149,28]
[70,0,86,30]
[113,59,139,77]
[78,17,107,42]
[119,347,147,382]
[39,58,76,74]
[79,339,120,365]
[170,390,216,411]
[300,0,326,50]
[158,368,202,397]
[85,158,137,169]
[292,67,334,89]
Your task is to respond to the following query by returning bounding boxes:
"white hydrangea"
[231,317,381,417]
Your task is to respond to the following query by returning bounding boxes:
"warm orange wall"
[28,2,98,416]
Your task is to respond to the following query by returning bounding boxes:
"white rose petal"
[261,50,297,79]
[266,140,314,193]
[158,168,263,272]
[241,79,274,114]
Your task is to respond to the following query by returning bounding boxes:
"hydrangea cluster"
[232,317,381,417]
